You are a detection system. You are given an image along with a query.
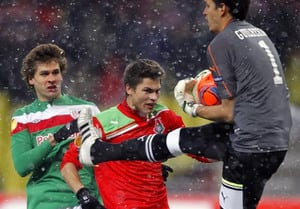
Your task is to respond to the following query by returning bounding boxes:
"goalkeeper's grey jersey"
[207,20,292,153]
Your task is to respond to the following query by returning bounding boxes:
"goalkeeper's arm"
[53,119,79,143]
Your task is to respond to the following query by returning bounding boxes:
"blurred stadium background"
[0,0,300,208]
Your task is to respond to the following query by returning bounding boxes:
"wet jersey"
[11,95,101,209]
[62,100,184,209]
[207,20,292,153]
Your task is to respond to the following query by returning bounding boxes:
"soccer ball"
[192,69,221,106]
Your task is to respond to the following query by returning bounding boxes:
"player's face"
[126,78,161,117]
[203,0,223,33]
[29,60,63,101]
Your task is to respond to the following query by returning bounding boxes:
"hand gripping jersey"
[10,95,101,209]
[62,100,184,209]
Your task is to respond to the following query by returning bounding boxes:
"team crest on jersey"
[154,118,164,134]
[70,110,80,119]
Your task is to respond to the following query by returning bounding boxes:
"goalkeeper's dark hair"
[21,43,68,88]
[214,0,250,20]
[123,59,165,91]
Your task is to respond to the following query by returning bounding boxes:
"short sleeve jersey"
[207,20,292,153]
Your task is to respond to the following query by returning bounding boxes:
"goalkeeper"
[74,0,292,209]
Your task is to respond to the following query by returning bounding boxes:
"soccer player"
[10,43,104,209]
[77,1,292,209]
[59,59,210,209]
[61,59,209,209]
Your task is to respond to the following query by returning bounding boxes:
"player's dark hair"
[21,43,67,88]
[123,59,165,90]
[214,0,250,20]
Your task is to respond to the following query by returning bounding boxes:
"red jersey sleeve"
[60,140,82,170]
[165,110,185,130]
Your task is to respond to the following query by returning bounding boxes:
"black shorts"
[221,149,286,209]
[179,123,287,209]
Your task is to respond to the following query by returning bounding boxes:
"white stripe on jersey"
[106,124,139,140]
[13,104,99,123]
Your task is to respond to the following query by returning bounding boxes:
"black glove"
[76,187,105,209]
[161,164,173,182]
[53,119,79,142]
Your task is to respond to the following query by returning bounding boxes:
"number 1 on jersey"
[258,40,283,85]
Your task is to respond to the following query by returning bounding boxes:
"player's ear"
[28,77,34,86]
[218,3,227,16]
[125,83,133,96]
